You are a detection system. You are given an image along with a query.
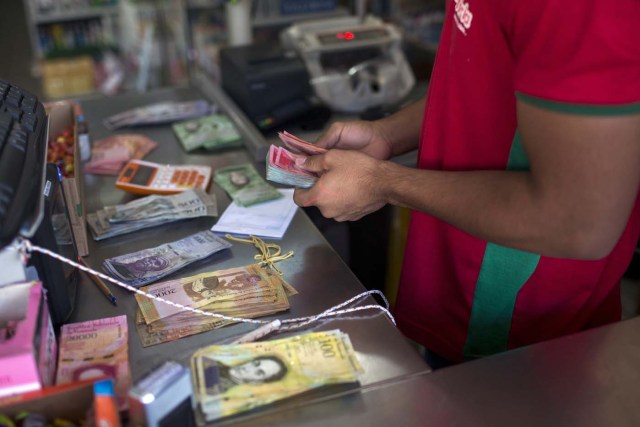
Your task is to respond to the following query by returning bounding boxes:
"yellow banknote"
[191,330,363,421]
[136,264,278,324]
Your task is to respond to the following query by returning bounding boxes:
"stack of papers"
[211,189,297,239]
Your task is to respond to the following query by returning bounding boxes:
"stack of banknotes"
[103,231,232,287]
[214,163,282,207]
[265,131,326,188]
[103,100,212,130]
[173,114,242,152]
[87,189,218,240]
[134,264,297,347]
[84,134,158,175]
[56,315,132,410]
[191,329,363,422]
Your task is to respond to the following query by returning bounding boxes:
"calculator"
[115,159,212,195]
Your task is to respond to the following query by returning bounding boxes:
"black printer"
[220,43,312,130]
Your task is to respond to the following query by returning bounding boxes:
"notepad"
[211,189,297,239]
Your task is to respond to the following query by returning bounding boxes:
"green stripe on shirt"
[516,92,640,116]
[463,130,541,359]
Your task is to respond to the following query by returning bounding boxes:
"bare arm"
[374,97,426,157]
[295,100,640,259]
[313,97,426,160]
[381,100,640,259]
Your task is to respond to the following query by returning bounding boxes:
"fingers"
[314,122,346,149]
[293,187,314,208]
[295,153,326,173]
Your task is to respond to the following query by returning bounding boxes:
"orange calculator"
[115,159,212,195]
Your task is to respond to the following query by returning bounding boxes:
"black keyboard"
[0,80,47,249]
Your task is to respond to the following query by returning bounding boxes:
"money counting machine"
[281,15,416,113]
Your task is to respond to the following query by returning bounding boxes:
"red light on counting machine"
[336,31,355,40]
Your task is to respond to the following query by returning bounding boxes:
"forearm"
[374,102,640,260]
[375,97,425,157]
[379,162,610,259]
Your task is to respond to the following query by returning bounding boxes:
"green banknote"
[173,114,243,152]
[191,330,363,422]
[214,164,282,207]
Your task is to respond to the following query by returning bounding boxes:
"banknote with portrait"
[134,264,295,346]
[191,330,363,422]
[56,315,131,410]
[103,230,232,287]
[214,164,282,207]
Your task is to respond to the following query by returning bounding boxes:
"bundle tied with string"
[14,235,395,342]
[224,234,293,275]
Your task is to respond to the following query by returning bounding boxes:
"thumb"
[295,154,326,173]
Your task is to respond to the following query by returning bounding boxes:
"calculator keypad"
[157,167,209,190]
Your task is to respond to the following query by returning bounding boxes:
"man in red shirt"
[293,0,640,365]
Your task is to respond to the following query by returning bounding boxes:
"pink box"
[0,282,58,398]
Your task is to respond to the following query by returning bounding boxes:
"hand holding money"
[277,131,327,155]
[291,148,387,222]
[265,131,328,189]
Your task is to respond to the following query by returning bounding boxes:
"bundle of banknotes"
[173,114,242,152]
[265,131,326,188]
[214,163,282,207]
[191,329,363,422]
[56,315,132,410]
[84,134,158,175]
[103,100,213,130]
[87,189,218,240]
[134,264,297,347]
[103,231,232,287]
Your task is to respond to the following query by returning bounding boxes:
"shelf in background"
[33,5,118,25]
[253,6,350,28]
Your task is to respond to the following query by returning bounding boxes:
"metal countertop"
[69,85,429,424]
[65,82,640,426]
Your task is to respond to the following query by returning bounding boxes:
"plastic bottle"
[76,114,91,162]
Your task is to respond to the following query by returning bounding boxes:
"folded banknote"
[103,230,232,287]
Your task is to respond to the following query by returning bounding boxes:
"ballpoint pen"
[77,257,118,306]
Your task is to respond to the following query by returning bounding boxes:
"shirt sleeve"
[502,0,640,108]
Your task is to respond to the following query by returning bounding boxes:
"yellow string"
[225,234,293,275]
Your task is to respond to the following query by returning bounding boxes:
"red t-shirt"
[395,0,640,362]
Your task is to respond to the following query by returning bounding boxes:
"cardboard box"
[46,101,89,256]
[42,56,95,100]
[0,377,120,427]
[0,282,57,399]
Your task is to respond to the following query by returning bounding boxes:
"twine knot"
[225,234,293,275]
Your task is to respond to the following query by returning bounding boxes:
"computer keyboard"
[0,80,47,249]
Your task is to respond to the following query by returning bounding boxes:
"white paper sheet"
[211,189,298,239]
